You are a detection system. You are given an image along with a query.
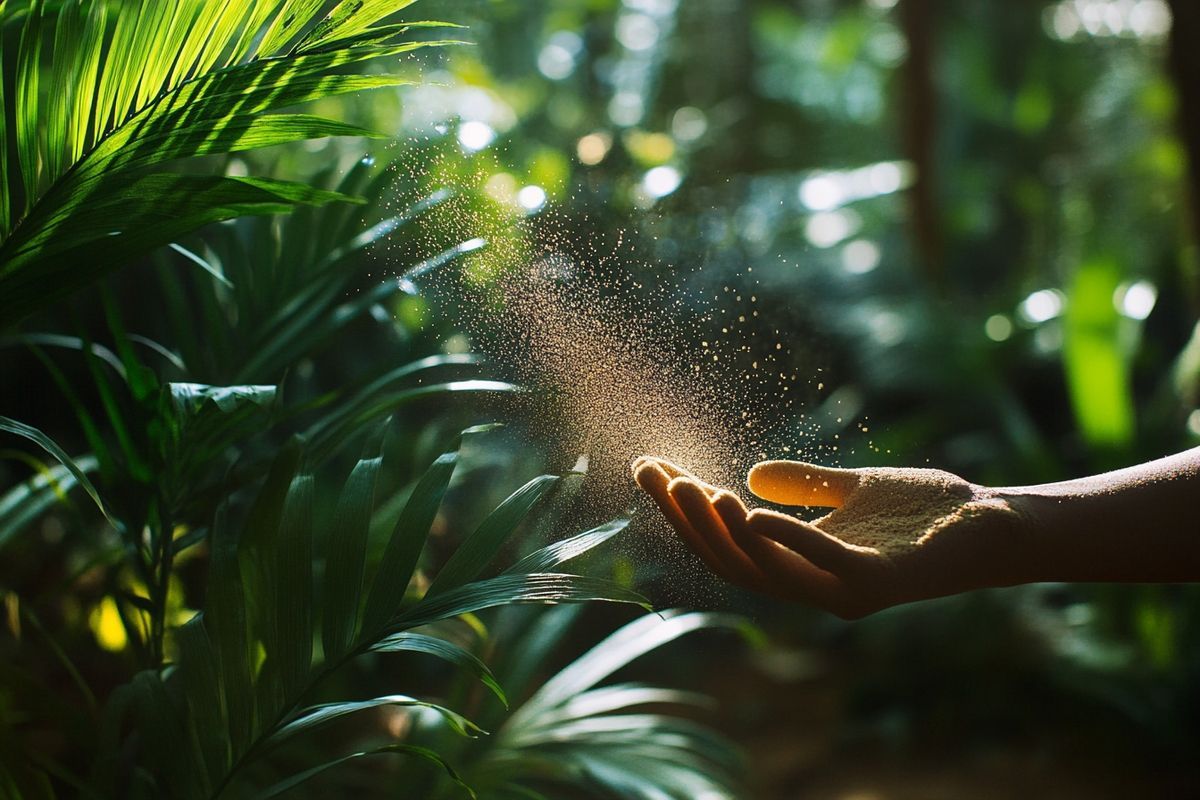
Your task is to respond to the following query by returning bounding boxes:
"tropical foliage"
[0,0,460,323]
[0,1,745,797]
[9,0,1199,796]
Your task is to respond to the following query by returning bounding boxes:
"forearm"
[998,447,1200,583]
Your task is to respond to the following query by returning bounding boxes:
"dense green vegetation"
[2,0,1199,797]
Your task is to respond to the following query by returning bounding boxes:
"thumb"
[747,460,860,507]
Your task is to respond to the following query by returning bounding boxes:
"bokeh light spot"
[457,120,495,152]
[985,314,1014,341]
[643,166,682,198]
[517,185,547,211]
[842,239,881,274]
[1116,280,1157,320]
[1018,288,1065,323]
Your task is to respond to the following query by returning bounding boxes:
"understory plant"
[0,1,744,797]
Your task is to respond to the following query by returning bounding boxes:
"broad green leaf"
[205,504,254,760]
[300,0,418,50]
[505,517,631,576]
[359,449,458,636]
[169,383,277,415]
[258,0,328,55]
[174,617,226,792]
[321,455,382,659]
[237,439,303,719]
[14,1,43,210]
[426,475,561,597]
[164,382,279,472]
[275,473,315,701]
[0,415,110,525]
[128,669,193,792]
[370,632,506,706]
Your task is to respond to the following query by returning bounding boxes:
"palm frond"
[0,414,110,524]
[114,425,644,797]
[470,609,750,800]
[0,0,463,325]
[0,456,98,550]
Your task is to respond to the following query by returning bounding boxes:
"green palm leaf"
[142,425,645,797]
[0,414,110,525]
[472,610,749,800]
[258,743,475,799]
[0,0,462,326]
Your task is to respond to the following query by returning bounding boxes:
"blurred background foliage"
[3,0,1200,797]
[365,3,1200,792]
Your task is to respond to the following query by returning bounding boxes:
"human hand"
[632,456,1030,618]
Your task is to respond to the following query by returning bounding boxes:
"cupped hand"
[632,456,1030,618]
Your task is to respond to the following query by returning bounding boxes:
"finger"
[668,478,768,587]
[635,457,719,496]
[747,460,860,507]
[632,456,696,479]
[632,455,674,476]
[712,492,845,598]
[633,461,729,577]
[747,507,875,577]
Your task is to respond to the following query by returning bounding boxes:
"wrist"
[992,488,1072,583]
[964,485,1052,587]
[992,485,1196,583]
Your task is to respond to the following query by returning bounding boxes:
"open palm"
[633,457,1027,618]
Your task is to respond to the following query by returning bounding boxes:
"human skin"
[631,448,1200,619]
